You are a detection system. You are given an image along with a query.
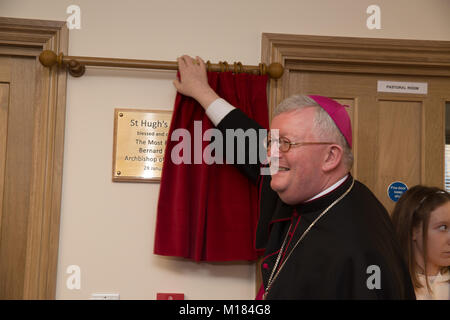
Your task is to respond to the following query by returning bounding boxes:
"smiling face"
[413,201,450,275]
[268,107,330,205]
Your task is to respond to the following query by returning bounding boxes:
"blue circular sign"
[387,181,408,202]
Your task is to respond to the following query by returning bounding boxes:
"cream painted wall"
[1,0,450,299]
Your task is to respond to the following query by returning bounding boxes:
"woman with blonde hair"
[391,185,450,299]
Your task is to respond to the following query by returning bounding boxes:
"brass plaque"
[113,109,172,182]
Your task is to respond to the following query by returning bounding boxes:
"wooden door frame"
[262,33,450,115]
[0,17,68,299]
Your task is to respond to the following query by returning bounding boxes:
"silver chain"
[263,179,355,299]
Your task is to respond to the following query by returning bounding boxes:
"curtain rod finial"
[39,50,58,67]
[267,62,284,79]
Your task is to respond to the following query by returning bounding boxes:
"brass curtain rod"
[39,50,284,79]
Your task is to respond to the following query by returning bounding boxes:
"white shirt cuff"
[205,98,235,126]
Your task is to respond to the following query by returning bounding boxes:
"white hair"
[273,94,354,170]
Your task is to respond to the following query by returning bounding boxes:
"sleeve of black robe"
[216,108,267,185]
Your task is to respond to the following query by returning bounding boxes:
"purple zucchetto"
[308,95,352,148]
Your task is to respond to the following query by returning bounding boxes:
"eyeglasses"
[265,137,334,153]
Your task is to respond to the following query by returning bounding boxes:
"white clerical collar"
[305,174,349,203]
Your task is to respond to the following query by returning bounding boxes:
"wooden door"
[262,34,450,213]
[0,17,68,299]
[0,56,36,299]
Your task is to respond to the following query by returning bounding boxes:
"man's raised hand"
[173,55,219,110]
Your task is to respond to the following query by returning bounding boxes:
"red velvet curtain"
[154,71,269,262]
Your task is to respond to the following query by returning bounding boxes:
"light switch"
[90,293,120,300]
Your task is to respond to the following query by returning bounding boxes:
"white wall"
[1,0,450,299]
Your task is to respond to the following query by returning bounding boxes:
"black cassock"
[217,108,416,299]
